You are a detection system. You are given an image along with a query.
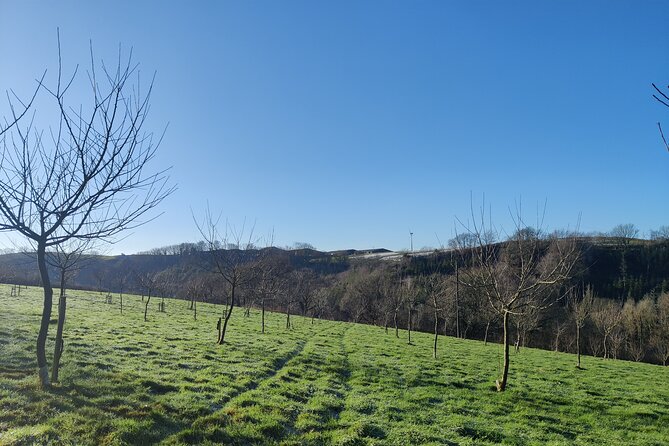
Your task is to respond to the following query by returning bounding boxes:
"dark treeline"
[3,235,669,366]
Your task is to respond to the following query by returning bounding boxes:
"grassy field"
[1,285,668,445]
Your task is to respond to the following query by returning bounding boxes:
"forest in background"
[2,231,669,366]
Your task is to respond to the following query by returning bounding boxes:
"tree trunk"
[193,299,197,321]
[51,269,67,383]
[286,307,291,329]
[120,292,123,314]
[455,263,460,338]
[261,300,265,334]
[496,311,510,392]
[484,320,491,345]
[394,310,399,338]
[407,307,412,344]
[36,240,53,389]
[576,323,581,368]
[433,312,439,359]
[144,293,151,322]
[603,333,608,359]
[218,284,235,344]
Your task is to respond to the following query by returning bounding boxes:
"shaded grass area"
[1,285,668,445]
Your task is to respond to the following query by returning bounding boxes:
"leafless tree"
[93,269,108,301]
[652,292,669,365]
[115,272,130,315]
[513,304,542,352]
[387,271,404,338]
[403,275,423,345]
[622,296,655,362]
[421,274,446,358]
[552,318,568,353]
[609,224,639,248]
[186,278,203,321]
[155,270,177,313]
[455,201,580,391]
[283,269,315,329]
[136,271,159,322]
[195,211,259,344]
[0,36,173,387]
[311,287,330,324]
[295,269,319,318]
[650,226,669,241]
[569,285,595,368]
[592,298,623,359]
[255,252,289,333]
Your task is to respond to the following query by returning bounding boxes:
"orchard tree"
[195,211,259,344]
[455,202,580,391]
[136,271,160,322]
[0,36,173,388]
[255,252,290,333]
[421,274,446,358]
[569,285,595,368]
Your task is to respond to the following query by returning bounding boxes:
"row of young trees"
[122,207,581,392]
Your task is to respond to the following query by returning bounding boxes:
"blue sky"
[1,1,668,253]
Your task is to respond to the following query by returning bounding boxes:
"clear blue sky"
[1,1,668,253]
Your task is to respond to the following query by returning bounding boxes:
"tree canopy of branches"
[569,285,595,368]
[0,36,173,388]
[195,211,259,344]
[455,202,580,391]
[609,224,639,243]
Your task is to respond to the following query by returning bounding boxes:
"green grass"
[1,285,668,445]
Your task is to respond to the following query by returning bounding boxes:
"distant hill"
[1,238,669,301]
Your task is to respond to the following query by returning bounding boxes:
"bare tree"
[115,272,130,315]
[569,285,595,368]
[592,298,623,359]
[622,296,655,362]
[155,270,177,313]
[455,202,579,391]
[609,223,639,242]
[421,274,446,358]
[136,271,159,322]
[0,36,173,387]
[650,226,669,241]
[255,252,289,333]
[283,269,315,329]
[513,304,542,352]
[195,212,258,344]
[403,275,423,345]
[652,292,669,365]
[388,271,404,338]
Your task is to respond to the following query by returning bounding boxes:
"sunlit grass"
[1,285,668,445]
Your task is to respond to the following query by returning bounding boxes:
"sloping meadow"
[1,285,668,445]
